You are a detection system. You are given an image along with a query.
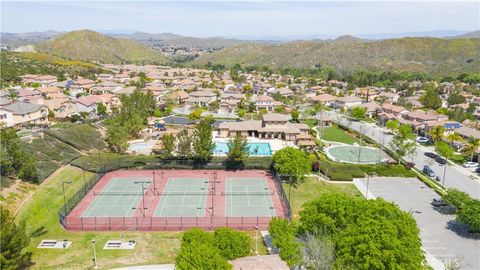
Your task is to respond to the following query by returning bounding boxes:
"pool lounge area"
[214,142,273,156]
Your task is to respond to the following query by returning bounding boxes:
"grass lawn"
[303,118,318,129]
[319,126,358,145]
[17,166,267,269]
[284,177,362,219]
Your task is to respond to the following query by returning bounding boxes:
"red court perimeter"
[63,169,289,231]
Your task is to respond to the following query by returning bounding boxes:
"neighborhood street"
[320,110,480,199]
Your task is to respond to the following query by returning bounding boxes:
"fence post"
[150,217,152,231]
[181,217,183,230]
[136,217,138,230]
[81,217,84,230]
[94,217,97,231]
[109,217,111,230]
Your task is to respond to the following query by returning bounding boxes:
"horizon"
[1,1,479,39]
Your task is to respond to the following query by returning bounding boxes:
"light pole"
[254,226,259,255]
[62,180,72,215]
[92,239,97,269]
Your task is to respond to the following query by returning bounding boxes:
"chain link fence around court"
[59,159,292,231]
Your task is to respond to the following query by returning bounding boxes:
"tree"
[0,128,37,182]
[435,141,454,160]
[465,136,480,161]
[385,119,399,131]
[214,227,251,260]
[226,133,249,164]
[268,218,302,267]
[193,116,215,163]
[0,208,33,269]
[177,129,193,159]
[298,233,335,270]
[350,107,366,119]
[299,193,424,270]
[160,133,175,158]
[388,124,416,164]
[457,200,480,233]
[291,110,300,122]
[96,102,107,117]
[188,108,204,121]
[420,87,442,110]
[272,147,311,186]
[105,124,129,153]
[429,125,445,143]
[447,92,466,106]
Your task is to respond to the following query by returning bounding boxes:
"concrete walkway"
[111,264,175,270]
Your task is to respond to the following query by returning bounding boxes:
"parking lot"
[354,177,480,270]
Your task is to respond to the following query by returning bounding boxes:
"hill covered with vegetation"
[36,30,169,64]
[0,51,104,83]
[194,37,480,76]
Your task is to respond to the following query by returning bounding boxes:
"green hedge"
[359,164,416,178]
[72,154,273,172]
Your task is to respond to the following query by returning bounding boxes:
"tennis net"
[93,191,148,196]
[221,191,274,196]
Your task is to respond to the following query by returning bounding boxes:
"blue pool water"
[214,142,272,156]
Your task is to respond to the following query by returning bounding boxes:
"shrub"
[268,218,301,267]
[45,123,105,151]
[214,227,251,260]
[457,200,480,233]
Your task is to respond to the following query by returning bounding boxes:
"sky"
[1,1,479,38]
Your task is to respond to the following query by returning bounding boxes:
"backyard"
[15,166,267,270]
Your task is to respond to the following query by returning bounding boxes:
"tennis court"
[154,178,210,217]
[325,145,382,164]
[224,178,276,217]
[81,177,151,217]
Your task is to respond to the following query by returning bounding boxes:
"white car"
[416,136,430,144]
[463,161,478,168]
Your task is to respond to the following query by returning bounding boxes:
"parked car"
[435,156,447,165]
[475,167,480,173]
[431,198,448,207]
[416,136,430,144]
[463,161,478,168]
[424,152,437,159]
[423,166,436,178]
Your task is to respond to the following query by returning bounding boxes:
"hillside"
[36,30,169,64]
[114,31,255,49]
[452,30,480,39]
[194,37,480,75]
[0,51,104,83]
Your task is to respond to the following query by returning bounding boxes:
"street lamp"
[92,239,98,269]
[254,226,259,255]
[62,180,72,215]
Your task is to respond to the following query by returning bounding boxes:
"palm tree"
[466,136,480,162]
[446,133,463,144]
[429,125,445,143]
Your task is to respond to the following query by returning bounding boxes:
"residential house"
[70,79,96,95]
[75,95,101,116]
[308,93,336,107]
[44,98,77,118]
[218,113,309,141]
[20,74,57,87]
[267,87,294,98]
[185,90,217,108]
[255,95,282,112]
[1,102,49,126]
[0,108,15,127]
[358,102,382,118]
[334,96,363,109]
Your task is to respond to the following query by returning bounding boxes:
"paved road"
[354,177,480,270]
[319,111,480,199]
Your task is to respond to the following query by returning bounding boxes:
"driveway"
[354,177,480,270]
[319,111,480,199]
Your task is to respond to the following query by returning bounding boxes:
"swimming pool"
[214,142,272,156]
[127,142,153,154]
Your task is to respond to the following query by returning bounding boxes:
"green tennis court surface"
[81,177,151,217]
[154,178,209,217]
[225,178,276,217]
[326,145,381,164]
